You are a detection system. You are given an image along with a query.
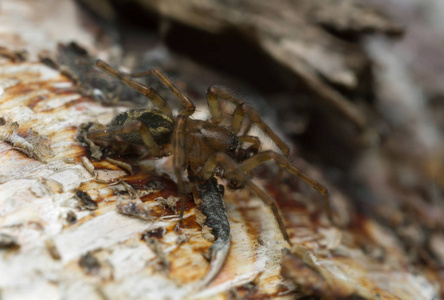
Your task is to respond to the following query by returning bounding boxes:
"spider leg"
[172,115,188,221]
[128,69,195,116]
[240,119,253,136]
[206,86,289,156]
[238,136,261,162]
[246,180,292,246]
[201,152,292,246]
[240,150,332,222]
[96,60,172,118]
[238,136,261,153]
[87,121,162,157]
[232,103,290,156]
[206,86,242,124]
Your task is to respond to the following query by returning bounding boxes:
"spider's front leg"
[130,68,195,116]
[206,86,290,156]
[200,152,292,246]
[236,135,263,163]
[96,60,173,118]
[240,150,333,223]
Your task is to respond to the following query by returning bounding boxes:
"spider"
[87,60,332,245]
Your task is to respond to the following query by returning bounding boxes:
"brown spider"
[88,60,332,245]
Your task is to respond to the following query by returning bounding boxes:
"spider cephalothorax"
[87,60,332,245]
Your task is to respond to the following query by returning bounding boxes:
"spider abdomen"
[111,109,174,145]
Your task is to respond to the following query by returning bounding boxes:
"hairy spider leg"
[206,86,290,157]
[200,152,292,246]
[130,69,195,116]
[172,115,188,221]
[240,118,254,137]
[237,136,261,166]
[238,136,261,154]
[206,86,241,123]
[240,150,332,222]
[232,103,290,156]
[96,60,173,118]
[87,121,162,157]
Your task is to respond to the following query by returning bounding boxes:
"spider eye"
[229,135,239,152]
